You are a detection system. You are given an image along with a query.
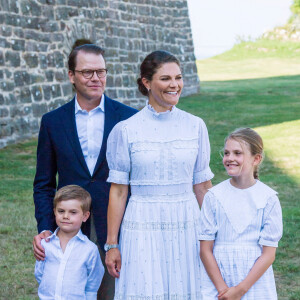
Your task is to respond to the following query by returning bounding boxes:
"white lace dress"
[199,179,283,299]
[106,105,214,300]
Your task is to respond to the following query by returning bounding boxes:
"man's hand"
[33,231,52,261]
[105,248,121,278]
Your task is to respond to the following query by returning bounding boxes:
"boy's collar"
[50,228,85,241]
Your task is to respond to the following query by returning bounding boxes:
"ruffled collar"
[209,179,277,234]
[145,102,177,120]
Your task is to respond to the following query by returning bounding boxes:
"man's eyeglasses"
[74,69,108,79]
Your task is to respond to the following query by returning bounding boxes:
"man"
[32,44,137,299]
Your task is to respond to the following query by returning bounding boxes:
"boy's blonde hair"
[53,185,91,213]
[225,128,264,179]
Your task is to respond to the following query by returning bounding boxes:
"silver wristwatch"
[104,243,119,252]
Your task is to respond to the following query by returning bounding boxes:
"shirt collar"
[75,94,105,114]
[50,228,85,242]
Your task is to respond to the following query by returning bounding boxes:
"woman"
[105,50,214,299]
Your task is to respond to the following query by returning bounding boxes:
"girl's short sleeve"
[199,192,218,240]
[259,195,283,247]
[193,119,214,185]
[106,122,130,185]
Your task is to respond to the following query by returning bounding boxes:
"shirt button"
[91,179,96,183]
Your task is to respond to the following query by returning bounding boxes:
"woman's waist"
[130,183,193,197]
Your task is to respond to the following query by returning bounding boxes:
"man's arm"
[33,116,57,260]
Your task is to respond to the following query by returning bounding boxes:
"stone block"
[48,98,65,111]
[26,41,48,52]
[14,71,31,87]
[0,122,13,138]
[39,54,48,69]
[0,25,12,37]
[0,51,3,65]
[42,6,55,19]
[62,83,72,96]
[40,21,59,32]
[5,69,12,78]
[46,53,55,67]
[42,85,52,101]
[67,0,85,7]
[54,71,66,81]
[0,38,11,48]
[9,0,19,13]
[0,108,9,118]
[55,7,78,20]
[54,51,65,68]
[21,0,42,16]
[45,70,54,81]
[32,103,48,117]
[0,70,4,79]
[0,81,14,91]
[5,93,17,105]
[31,85,43,101]
[0,94,4,105]
[30,73,45,84]
[23,53,39,68]
[11,39,25,51]
[24,30,51,43]
[13,28,24,38]
[10,105,32,118]
[51,84,62,98]
[20,87,32,103]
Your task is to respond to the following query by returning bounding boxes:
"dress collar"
[145,101,177,119]
[209,179,277,234]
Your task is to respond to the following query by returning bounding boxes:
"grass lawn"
[0,38,300,299]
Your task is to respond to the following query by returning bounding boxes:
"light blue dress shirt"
[35,229,104,300]
[75,94,105,175]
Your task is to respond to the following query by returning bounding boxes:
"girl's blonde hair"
[225,128,264,179]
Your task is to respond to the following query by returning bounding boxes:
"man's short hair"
[68,44,105,71]
[53,185,92,213]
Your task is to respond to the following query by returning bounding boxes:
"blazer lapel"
[62,98,90,176]
[93,95,120,175]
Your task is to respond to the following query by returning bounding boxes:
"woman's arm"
[194,180,212,207]
[200,240,228,295]
[218,246,277,300]
[105,183,128,278]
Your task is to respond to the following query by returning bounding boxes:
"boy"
[35,185,104,299]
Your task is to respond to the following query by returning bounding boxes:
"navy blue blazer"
[33,95,138,247]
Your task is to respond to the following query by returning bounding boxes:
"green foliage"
[291,0,300,15]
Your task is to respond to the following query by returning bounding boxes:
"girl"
[199,128,283,299]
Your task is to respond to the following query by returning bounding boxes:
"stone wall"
[0,0,199,148]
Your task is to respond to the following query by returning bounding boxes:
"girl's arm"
[218,246,276,300]
[105,183,128,278]
[194,180,212,207]
[200,240,228,295]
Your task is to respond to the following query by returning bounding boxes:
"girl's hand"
[218,286,244,300]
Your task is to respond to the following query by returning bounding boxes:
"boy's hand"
[105,248,121,278]
[33,231,52,261]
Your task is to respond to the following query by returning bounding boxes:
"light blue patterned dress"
[199,179,283,299]
[106,105,214,300]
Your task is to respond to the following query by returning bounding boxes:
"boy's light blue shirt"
[35,228,104,300]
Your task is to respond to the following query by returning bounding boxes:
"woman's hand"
[218,286,244,300]
[105,248,122,278]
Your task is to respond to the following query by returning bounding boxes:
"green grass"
[1,37,300,298]
[179,38,300,299]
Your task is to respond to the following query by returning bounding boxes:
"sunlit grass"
[256,120,300,184]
